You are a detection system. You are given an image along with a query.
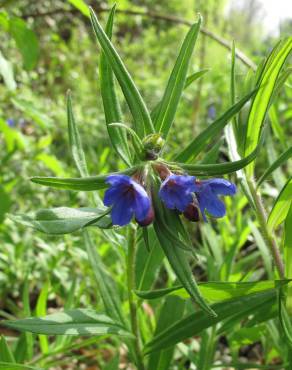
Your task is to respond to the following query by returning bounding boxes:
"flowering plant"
[5,5,292,369]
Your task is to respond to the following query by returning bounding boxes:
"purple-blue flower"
[7,118,15,127]
[195,179,236,220]
[159,174,197,212]
[104,174,151,227]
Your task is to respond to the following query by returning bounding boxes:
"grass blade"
[90,7,154,137]
[155,16,201,138]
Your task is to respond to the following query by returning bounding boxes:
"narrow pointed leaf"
[136,280,288,301]
[0,336,15,363]
[100,7,131,165]
[30,167,138,191]
[83,231,126,324]
[152,186,216,317]
[257,146,292,186]
[155,17,201,138]
[67,92,89,178]
[151,68,208,122]
[175,88,257,162]
[90,7,154,137]
[2,309,133,337]
[267,177,292,231]
[172,146,258,176]
[9,207,112,234]
[144,290,276,354]
[245,37,292,175]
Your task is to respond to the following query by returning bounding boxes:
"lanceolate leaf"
[152,184,216,317]
[83,231,126,324]
[257,146,292,186]
[175,88,257,163]
[151,68,209,122]
[144,290,276,354]
[2,309,133,337]
[267,177,292,231]
[9,207,112,234]
[30,167,138,191]
[67,92,89,178]
[245,38,292,175]
[171,146,258,176]
[135,280,287,302]
[100,7,132,165]
[90,7,154,137]
[155,17,201,138]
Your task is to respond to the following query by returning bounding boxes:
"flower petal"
[111,194,134,226]
[106,174,131,186]
[201,179,236,196]
[197,185,226,219]
[133,190,151,222]
[103,186,125,206]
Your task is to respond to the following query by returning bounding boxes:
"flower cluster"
[103,166,236,227]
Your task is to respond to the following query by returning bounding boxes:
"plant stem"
[127,226,145,370]
[247,178,285,279]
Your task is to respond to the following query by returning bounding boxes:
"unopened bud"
[183,203,200,222]
[136,206,155,227]
[143,134,165,159]
[153,163,171,180]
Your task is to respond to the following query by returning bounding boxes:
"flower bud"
[153,163,171,180]
[183,203,200,222]
[136,206,154,227]
[143,134,165,159]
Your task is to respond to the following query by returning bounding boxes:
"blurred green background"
[0,0,291,368]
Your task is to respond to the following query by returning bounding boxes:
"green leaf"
[245,38,292,176]
[89,7,154,137]
[108,123,144,159]
[83,231,126,324]
[184,68,209,89]
[9,207,111,234]
[257,146,292,186]
[144,289,276,354]
[175,88,257,163]
[68,0,90,17]
[0,336,15,363]
[152,184,216,317]
[2,309,134,337]
[99,7,132,165]
[172,146,258,176]
[0,51,16,90]
[148,296,185,370]
[151,68,208,122]
[67,92,89,178]
[35,281,49,354]
[0,363,43,370]
[30,167,138,191]
[154,16,201,138]
[267,177,292,231]
[9,17,39,70]
[135,280,287,302]
[284,205,292,313]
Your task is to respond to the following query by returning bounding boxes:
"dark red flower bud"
[136,206,155,227]
[183,203,200,222]
[153,163,171,180]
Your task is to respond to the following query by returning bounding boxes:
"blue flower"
[159,174,197,212]
[195,179,236,220]
[104,174,151,226]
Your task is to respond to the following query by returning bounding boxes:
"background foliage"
[0,0,291,369]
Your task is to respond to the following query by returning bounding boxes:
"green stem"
[127,226,145,370]
[247,178,285,279]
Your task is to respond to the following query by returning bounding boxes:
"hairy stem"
[127,226,145,370]
[247,178,285,279]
